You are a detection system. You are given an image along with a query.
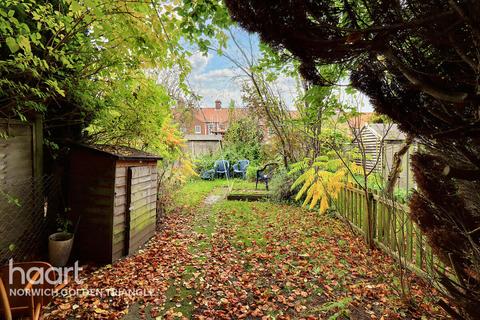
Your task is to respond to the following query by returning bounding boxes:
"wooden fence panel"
[336,184,448,279]
[0,118,47,263]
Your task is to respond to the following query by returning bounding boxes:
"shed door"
[126,166,157,255]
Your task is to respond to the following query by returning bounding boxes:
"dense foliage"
[85,75,182,159]
[224,0,480,318]
[194,117,265,174]
[1,0,179,136]
[3,0,477,316]
[223,117,264,162]
[0,0,229,164]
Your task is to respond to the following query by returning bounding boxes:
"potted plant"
[48,217,74,267]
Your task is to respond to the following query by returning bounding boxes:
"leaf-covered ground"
[45,180,447,319]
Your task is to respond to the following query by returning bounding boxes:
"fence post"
[353,185,357,226]
[384,199,391,249]
[406,215,413,261]
[371,190,377,240]
[377,197,383,243]
[416,226,423,269]
[363,190,375,245]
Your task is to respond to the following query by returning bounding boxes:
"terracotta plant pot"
[48,232,74,267]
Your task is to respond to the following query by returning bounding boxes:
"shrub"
[269,169,300,203]
[194,153,217,174]
[246,165,258,181]
[393,188,411,204]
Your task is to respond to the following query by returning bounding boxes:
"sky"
[187,50,245,107]
[184,28,373,112]
[185,28,298,109]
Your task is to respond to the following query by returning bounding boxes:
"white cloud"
[188,67,299,108]
[186,60,245,107]
[188,52,211,74]
[188,76,243,107]
[270,75,298,108]
[192,68,241,82]
[186,51,299,108]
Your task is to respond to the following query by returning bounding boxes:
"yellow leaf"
[94,308,107,314]
[320,197,329,214]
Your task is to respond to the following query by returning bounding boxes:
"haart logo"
[8,259,83,286]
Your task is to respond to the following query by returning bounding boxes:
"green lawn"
[47,179,446,320]
[165,179,445,319]
[173,178,261,208]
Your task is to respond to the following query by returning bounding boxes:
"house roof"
[193,107,248,123]
[173,104,299,125]
[347,112,375,129]
[76,144,162,161]
[365,123,406,141]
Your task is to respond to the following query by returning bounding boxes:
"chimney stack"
[215,100,222,109]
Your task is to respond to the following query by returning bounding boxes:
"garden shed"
[68,144,161,263]
[353,123,416,190]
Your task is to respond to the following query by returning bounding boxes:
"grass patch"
[170,180,446,319]
[230,179,258,191]
[159,275,196,318]
[172,179,228,207]
[173,178,259,208]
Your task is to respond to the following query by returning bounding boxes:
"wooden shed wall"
[112,161,157,261]
[127,165,157,254]
[69,149,115,263]
[354,126,416,190]
[383,142,416,190]
[112,161,129,261]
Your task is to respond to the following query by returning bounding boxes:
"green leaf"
[6,37,19,53]
[69,0,83,13]
[18,35,31,54]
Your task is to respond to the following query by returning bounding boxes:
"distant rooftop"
[347,112,375,129]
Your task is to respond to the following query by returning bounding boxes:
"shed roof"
[365,123,406,141]
[75,144,162,161]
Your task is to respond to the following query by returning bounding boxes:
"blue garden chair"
[214,160,230,179]
[232,160,250,179]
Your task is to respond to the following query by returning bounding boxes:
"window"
[195,125,201,134]
[207,123,217,135]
